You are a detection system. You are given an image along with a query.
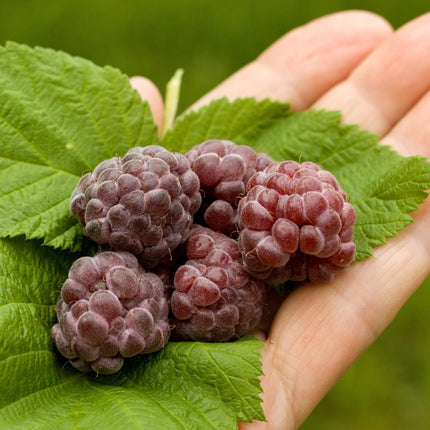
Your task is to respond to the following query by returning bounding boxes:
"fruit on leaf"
[238,160,356,283]
[170,225,265,341]
[66,142,356,352]
[70,145,202,269]
[51,251,170,374]
[186,139,272,235]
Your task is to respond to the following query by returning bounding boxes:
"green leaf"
[0,42,158,251]
[0,40,429,430]
[161,97,291,153]
[250,109,430,261]
[0,237,264,429]
[1,42,429,262]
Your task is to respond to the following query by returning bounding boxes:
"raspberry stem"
[161,68,184,138]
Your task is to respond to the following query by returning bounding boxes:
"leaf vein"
[199,343,256,415]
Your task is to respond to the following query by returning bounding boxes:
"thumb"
[129,76,164,134]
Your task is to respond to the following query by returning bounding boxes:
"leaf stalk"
[161,68,184,138]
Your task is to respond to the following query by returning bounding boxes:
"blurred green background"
[1,0,429,427]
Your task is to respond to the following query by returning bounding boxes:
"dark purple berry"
[170,225,265,342]
[70,146,202,269]
[51,251,170,374]
[186,139,272,236]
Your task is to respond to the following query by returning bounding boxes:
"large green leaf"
[0,237,264,429]
[0,42,158,251]
[0,40,429,430]
[250,109,430,261]
[2,42,429,262]
[162,97,291,153]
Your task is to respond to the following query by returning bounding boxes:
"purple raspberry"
[186,139,272,236]
[70,145,202,269]
[238,160,356,283]
[170,225,265,342]
[51,251,170,374]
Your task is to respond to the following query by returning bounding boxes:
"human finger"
[129,76,164,132]
[380,89,430,158]
[314,12,430,138]
[191,10,392,111]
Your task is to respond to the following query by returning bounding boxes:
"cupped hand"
[130,10,430,429]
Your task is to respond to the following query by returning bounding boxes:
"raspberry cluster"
[53,140,356,375]
[238,161,356,283]
[70,145,201,268]
[170,226,265,342]
[51,251,170,374]
[186,139,272,235]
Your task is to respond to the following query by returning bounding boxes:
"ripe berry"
[186,139,272,235]
[170,225,265,342]
[51,251,170,374]
[238,160,356,283]
[70,145,202,269]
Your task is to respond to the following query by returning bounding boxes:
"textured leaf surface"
[0,238,264,429]
[162,97,291,153]
[0,42,158,251]
[250,109,430,261]
[1,42,429,430]
[164,103,430,261]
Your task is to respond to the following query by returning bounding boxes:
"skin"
[130,10,430,429]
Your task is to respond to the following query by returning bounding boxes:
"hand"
[130,10,430,429]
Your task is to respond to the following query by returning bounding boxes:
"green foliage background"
[0,0,429,428]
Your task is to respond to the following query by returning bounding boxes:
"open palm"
[131,11,430,429]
